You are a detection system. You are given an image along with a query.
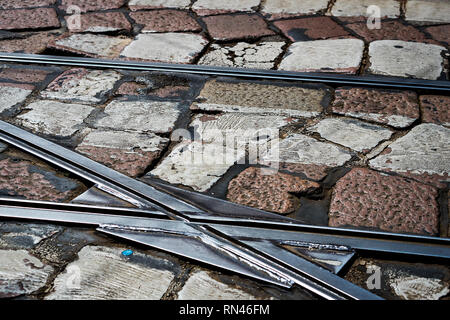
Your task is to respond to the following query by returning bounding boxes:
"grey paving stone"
[0,223,62,250]
[330,0,400,18]
[0,85,33,113]
[405,0,450,24]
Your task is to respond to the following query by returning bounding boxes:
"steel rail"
[0,53,450,92]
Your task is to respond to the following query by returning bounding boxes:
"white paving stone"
[262,134,352,167]
[17,100,94,137]
[368,40,446,80]
[177,271,257,300]
[308,118,393,152]
[369,123,450,176]
[279,39,364,73]
[331,0,400,18]
[45,246,175,300]
[129,0,191,9]
[193,0,260,14]
[262,0,329,16]
[389,275,449,300]
[0,86,33,113]
[405,0,450,24]
[150,140,245,192]
[121,33,208,63]
[0,249,53,298]
[95,100,182,134]
[199,42,284,70]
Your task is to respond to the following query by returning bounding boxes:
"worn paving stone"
[0,32,58,54]
[66,12,132,33]
[0,83,33,113]
[128,0,191,11]
[368,40,446,80]
[45,246,177,300]
[177,271,258,300]
[198,42,284,69]
[59,0,126,13]
[0,249,54,298]
[0,223,62,250]
[331,87,420,128]
[41,68,121,104]
[76,130,169,177]
[0,67,53,84]
[273,17,349,42]
[120,33,208,63]
[0,8,60,30]
[330,0,400,18]
[389,274,449,300]
[405,0,450,25]
[202,14,275,41]
[261,0,329,19]
[150,140,245,192]
[329,168,439,235]
[94,100,182,134]
[369,124,449,187]
[192,0,260,16]
[308,118,393,153]
[425,25,450,46]
[116,81,190,99]
[191,80,328,117]
[50,34,132,58]
[420,95,450,127]
[0,0,56,9]
[17,100,94,137]
[0,153,85,201]
[130,10,201,33]
[279,39,364,74]
[227,167,320,214]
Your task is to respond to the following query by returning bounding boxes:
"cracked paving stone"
[261,134,352,180]
[273,17,349,42]
[0,152,84,201]
[331,87,420,129]
[66,12,132,33]
[0,83,34,113]
[41,68,121,104]
[150,140,245,192]
[59,0,126,13]
[17,100,94,137]
[128,0,191,11]
[94,100,182,134]
[191,80,329,118]
[330,0,400,18]
[0,0,56,9]
[308,118,393,153]
[369,123,450,187]
[279,39,364,74]
[198,42,284,70]
[177,271,258,300]
[192,0,260,16]
[368,40,446,80]
[425,25,450,46]
[0,249,54,298]
[50,34,132,58]
[0,67,54,84]
[0,223,62,250]
[120,33,208,63]
[261,0,329,20]
[405,0,450,25]
[0,8,60,30]
[0,32,58,54]
[129,10,201,33]
[420,95,450,127]
[202,14,275,41]
[76,130,169,177]
[227,167,320,214]
[329,168,439,235]
[45,246,177,300]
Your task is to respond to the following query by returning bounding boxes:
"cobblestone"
[0,32,57,54]
[59,0,126,13]
[192,0,260,16]
[273,17,349,41]
[130,10,201,33]
[330,0,400,18]
[405,0,450,24]
[424,25,450,46]
[0,83,33,113]
[0,0,56,9]
[128,0,190,11]
[66,12,132,33]
[261,0,329,19]
[331,87,420,128]
[368,40,446,80]
[420,95,450,127]
[0,8,60,31]
[329,168,439,235]
[0,67,54,84]
[279,39,364,74]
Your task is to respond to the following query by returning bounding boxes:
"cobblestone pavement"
[0,0,449,301]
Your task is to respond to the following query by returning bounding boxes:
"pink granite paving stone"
[65,11,132,33]
[0,8,60,30]
[0,67,54,84]
[273,17,349,41]
[59,0,126,13]
[129,10,201,33]
[0,32,58,54]
[419,95,450,127]
[0,0,56,9]
[425,25,450,46]
[202,14,275,41]
[331,87,420,128]
[329,168,440,236]
[227,167,320,214]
